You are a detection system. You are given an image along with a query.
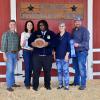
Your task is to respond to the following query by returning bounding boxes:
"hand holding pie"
[34,38,47,48]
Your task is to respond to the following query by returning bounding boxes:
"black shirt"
[28,30,58,56]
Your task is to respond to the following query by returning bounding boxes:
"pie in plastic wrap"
[34,38,45,48]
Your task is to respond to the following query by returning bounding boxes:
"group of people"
[1,17,90,92]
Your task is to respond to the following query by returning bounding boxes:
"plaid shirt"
[1,31,20,52]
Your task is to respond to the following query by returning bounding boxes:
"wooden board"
[20,3,84,20]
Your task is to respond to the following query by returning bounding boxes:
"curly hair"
[37,20,49,31]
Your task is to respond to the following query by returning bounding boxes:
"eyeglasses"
[59,26,65,27]
[39,24,44,26]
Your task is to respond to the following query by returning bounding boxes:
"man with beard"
[71,17,90,90]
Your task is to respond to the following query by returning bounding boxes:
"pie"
[34,38,45,48]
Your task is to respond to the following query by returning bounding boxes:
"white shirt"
[41,31,47,36]
[20,32,33,50]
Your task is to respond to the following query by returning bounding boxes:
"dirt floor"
[0,79,100,100]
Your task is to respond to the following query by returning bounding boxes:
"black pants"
[32,55,52,89]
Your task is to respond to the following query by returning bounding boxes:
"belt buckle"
[39,55,46,56]
[11,51,17,53]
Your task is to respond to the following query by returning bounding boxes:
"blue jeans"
[72,51,88,87]
[23,49,33,86]
[56,59,69,87]
[6,52,17,88]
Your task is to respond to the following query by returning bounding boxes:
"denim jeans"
[56,59,69,87]
[23,49,33,86]
[72,51,88,87]
[6,52,17,88]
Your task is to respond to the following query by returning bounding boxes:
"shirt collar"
[8,30,16,34]
[41,31,47,35]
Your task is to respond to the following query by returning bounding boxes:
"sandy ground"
[0,79,100,100]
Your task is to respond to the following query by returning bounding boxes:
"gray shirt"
[72,26,90,52]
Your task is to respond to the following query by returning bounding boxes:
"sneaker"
[79,86,86,90]
[69,83,74,86]
[57,86,63,89]
[12,84,20,87]
[69,83,79,86]
[64,86,69,90]
[7,87,14,92]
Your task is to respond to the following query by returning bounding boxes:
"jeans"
[72,51,88,87]
[56,59,69,87]
[23,49,33,86]
[6,52,17,88]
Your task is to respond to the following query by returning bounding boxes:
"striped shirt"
[1,31,20,52]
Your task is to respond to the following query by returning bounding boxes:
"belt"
[10,51,17,53]
[23,49,33,51]
[39,55,47,56]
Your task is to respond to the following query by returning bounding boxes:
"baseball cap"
[74,16,82,21]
